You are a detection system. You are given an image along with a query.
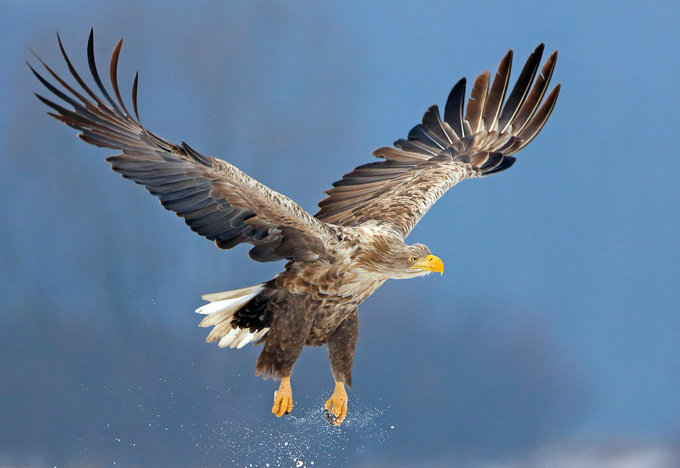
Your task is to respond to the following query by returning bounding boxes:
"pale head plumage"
[354,237,442,279]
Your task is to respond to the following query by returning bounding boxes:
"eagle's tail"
[195,284,269,349]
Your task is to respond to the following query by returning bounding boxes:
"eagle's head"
[402,243,444,278]
[364,242,443,279]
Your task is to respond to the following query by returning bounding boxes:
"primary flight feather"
[31,30,559,425]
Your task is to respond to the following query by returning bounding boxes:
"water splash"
[193,394,393,467]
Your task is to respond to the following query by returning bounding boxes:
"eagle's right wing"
[315,44,559,238]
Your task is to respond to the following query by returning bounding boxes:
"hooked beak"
[412,254,444,275]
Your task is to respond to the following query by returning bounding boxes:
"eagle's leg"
[324,310,358,426]
[272,376,293,417]
[256,300,316,418]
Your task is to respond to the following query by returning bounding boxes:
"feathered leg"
[255,297,316,417]
[324,310,358,425]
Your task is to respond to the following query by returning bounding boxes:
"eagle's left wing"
[316,44,560,238]
[31,31,335,263]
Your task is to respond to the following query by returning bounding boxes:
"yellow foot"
[272,376,293,417]
[324,381,348,426]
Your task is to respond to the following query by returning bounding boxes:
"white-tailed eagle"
[31,31,559,425]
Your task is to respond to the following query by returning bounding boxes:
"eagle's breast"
[273,226,389,345]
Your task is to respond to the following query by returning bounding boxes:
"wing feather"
[512,83,561,151]
[443,78,467,139]
[482,50,512,133]
[422,105,454,144]
[465,70,489,134]
[508,50,557,135]
[497,44,544,134]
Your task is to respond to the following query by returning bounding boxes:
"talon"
[324,381,348,426]
[272,376,293,417]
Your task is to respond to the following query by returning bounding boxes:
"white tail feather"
[201,285,266,302]
[218,328,240,348]
[236,332,255,349]
[196,284,269,349]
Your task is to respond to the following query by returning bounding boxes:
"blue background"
[1,1,679,466]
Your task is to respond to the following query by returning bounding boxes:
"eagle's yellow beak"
[412,254,444,275]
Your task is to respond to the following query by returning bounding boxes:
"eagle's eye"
[409,256,418,263]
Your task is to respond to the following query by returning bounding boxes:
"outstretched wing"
[32,31,334,263]
[316,44,560,238]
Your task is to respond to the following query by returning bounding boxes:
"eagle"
[31,31,559,426]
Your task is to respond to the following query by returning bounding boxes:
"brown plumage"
[31,31,560,425]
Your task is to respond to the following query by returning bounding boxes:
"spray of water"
[192,394,394,467]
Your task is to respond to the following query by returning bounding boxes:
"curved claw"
[324,382,348,426]
[272,377,293,417]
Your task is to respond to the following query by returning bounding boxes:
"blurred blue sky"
[1,1,679,466]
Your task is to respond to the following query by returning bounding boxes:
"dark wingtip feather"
[33,91,53,108]
[516,82,560,148]
[57,29,107,108]
[28,62,57,95]
[110,38,133,120]
[465,70,490,134]
[86,28,95,64]
[507,48,558,139]
[421,105,453,144]
[132,71,141,122]
[444,77,467,138]
[87,29,124,116]
[26,60,38,76]
[483,155,516,175]
[482,50,513,132]
[31,42,96,109]
[28,48,40,61]
[28,61,83,111]
[479,151,504,172]
[498,43,544,133]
